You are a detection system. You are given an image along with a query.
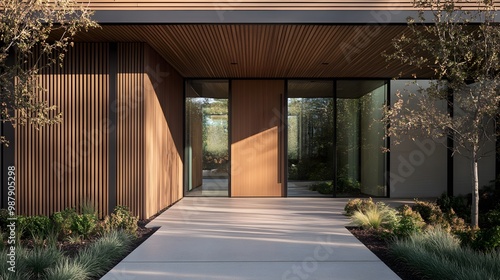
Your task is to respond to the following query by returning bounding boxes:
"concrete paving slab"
[102,198,401,280]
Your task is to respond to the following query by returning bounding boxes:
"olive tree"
[0,0,98,145]
[384,0,500,228]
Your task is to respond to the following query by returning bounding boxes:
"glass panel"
[287,80,334,196]
[185,80,229,196]
[336,80,387,197]
[360,86,386,196]
[336,98,361,196]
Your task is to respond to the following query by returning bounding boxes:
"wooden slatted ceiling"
[74,24,430,78]
[83,0,499,10]
[16,43,109,217]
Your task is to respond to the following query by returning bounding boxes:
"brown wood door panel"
[231,80,285,197]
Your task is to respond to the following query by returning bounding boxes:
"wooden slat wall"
[84,0,500,10]
[116,43,145,217]
[15,43,110,217]
[13,42,183,219]
[231,80,284,196]
[143,44,184,218]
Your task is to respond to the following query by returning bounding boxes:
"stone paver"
[102,198,401,280]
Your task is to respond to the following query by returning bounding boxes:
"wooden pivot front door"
[231,80,285,197]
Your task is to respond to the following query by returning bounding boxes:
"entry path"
[102,198,401,280]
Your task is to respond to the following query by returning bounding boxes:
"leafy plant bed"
[0,201,176,280]
[1,222,157,280]
[347,226,424,280]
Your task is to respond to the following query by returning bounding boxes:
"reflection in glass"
[287,80,334,196]
[185,80,229,196]
[336,80,387,197]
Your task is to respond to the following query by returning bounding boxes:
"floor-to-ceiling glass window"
[185,80,229,196]
[336,80,387,197]
[287,80,335,196]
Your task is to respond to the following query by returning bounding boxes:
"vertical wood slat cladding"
[143,45,183,218]
[13,42,183,219]
[15,43,109,217]
[116,43,145,218]
[116,43,183,219]
[231,80,284,197]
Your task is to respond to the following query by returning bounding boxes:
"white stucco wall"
[389,80,448,198]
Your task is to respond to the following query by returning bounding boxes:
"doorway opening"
[185,80,229,196]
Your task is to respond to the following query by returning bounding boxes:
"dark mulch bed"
[347,227,424,280]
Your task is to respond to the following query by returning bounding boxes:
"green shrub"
[102,206,138,236]
[393,205,425,238]
[437,193,470,220]
[390,227,500,280]
[482,209,500,229]
[446,210,469,233]
[71,214,97,239]
[478,186,500,214]
[52,208,77,239]
[344,198,375,216]
[0,209,11,232]
[350,202,398,230]
[18,215,52,239]
[412,200,448,226]
[455,227,479,248]
[472,226,500,252]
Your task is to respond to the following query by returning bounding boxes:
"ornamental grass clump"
[1,230,134,280]
[390,227,500,280]
[344,198,375,216]
[351,202,399,231]
[73,230,134,278]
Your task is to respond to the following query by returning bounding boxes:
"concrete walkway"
[102,198,401,280]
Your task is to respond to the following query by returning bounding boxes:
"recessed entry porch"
[184,79,388,198]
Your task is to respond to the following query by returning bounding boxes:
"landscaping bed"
[342,189,500,280]
[347,226,423,280]
[0,204,164,280]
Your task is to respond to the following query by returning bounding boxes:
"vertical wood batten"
[15,43,110,217]
[117,43,145,217]
[108,43,118,214]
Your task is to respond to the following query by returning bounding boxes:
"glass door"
[287,80,335,196]
[185,80,229,196]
